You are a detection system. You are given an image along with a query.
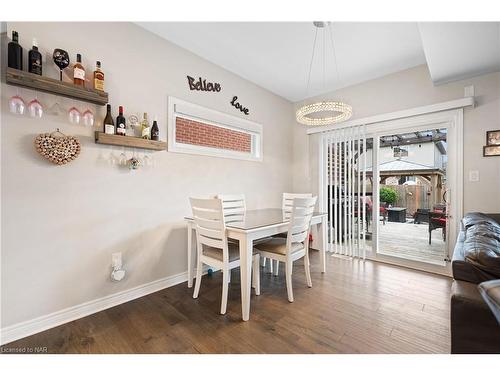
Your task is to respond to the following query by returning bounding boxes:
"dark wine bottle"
[8,31,23,70]
[151,118,159,141]
[103,104,115,135]
[116,106,126,136]
[28,38,42,75]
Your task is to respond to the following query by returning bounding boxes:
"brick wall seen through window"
[175,116,252,153]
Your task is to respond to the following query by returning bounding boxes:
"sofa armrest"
[478,279,500,324]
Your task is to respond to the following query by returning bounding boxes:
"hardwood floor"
[1,252,452,354]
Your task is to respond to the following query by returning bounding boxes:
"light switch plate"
[469,170,480,182]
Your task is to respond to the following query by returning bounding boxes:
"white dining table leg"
[187,221,195,288]
[238,234,253,321]
[320,215,327,273]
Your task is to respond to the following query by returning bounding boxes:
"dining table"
[184,208,328,321]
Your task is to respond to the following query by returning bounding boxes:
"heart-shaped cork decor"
[34,130,81,165]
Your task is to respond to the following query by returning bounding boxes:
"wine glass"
[28,98,43,118]
[9,94,26,115]
[53,49,70,81]
[82,109,94,127]
[68,106,81,124]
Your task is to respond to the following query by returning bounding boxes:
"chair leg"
[285,260,294,303]
[304,250,312,288]
[193,259,203,299]
[268,257,273,274]
[273,260,279,276]
[429,228,432,245]
[221,268,229,314]
[252,255,261,296]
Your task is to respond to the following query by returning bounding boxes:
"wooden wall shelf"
[6,68,109,106]
[95,132,167,151]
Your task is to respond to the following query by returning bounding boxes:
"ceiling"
[137,22,500,102]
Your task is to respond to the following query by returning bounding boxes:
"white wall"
[1,22,294,328]
[293,65,500,213]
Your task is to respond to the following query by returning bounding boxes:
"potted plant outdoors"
[380,186,398,208]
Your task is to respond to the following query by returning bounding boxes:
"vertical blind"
[323,125,368,259]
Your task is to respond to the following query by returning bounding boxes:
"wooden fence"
[382,185,431,217]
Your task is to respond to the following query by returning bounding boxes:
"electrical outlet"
[112,252,122,269]
[469,170,480,182]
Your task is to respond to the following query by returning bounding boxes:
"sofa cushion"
[462,212,500,230]
[463,221,500,279]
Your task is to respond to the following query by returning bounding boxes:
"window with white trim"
[167,97,262,161]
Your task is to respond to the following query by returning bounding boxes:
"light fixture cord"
[323,27,326,91]
[328,23,340,84]
[306,26,318,97]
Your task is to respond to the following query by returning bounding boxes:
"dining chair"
[272,192,313,276]
[254,196,317,302]
[217,194,273,273]
[190,197,260,314]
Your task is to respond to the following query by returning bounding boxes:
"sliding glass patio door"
[321,109,463,275]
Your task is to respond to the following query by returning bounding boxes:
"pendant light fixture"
[296,22,352,126]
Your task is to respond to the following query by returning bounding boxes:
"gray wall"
[1,22,294,328]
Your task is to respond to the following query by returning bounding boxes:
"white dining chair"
[254,196,317,302]
[272,192,314,276]
[190,197,260,314]
[217,194,273,273]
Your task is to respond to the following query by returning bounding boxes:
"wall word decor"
[230,96,249,115]
[34,129,81,165]
[187,76,221,92]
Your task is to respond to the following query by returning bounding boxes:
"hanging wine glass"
[48,96,63,116]
[28,98,43,118]
[68,106,81,124]
[9,94,26,115]
[119,148,127,167]
[82,109,95,127]
[52,49,70,81]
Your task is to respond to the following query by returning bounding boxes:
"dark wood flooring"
[1,252,452,353]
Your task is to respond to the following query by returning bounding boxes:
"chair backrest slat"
[286,196,317,247]
[282,193,313,219]
[217,194,246,223]
[190,198,227,255]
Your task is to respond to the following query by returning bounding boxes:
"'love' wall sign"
[187,75,221,92]
[230,96,249,115]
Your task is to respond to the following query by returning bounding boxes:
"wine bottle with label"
[73,53,85,86]
[28,38,42,75]
[151,117,159,141]
[93,61,104,91]
[8,31,23,70]
[103,104,115,135]
[116,106,126,136]
[140,113,150,140]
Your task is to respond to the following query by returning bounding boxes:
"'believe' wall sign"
[230,96,249,115]
[187,76,221,92]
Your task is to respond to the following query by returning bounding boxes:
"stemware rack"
[5,67,108,105]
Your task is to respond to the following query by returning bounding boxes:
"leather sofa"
[451,212,500,353]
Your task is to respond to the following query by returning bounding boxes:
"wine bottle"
[28,38,42,75]
[93,61,104,91]
[116,106,126,136]
[8,31,23,70]
[73,53,85,86]
[140,113,150,140]
[151,117,159,141]
[103,104,115,135]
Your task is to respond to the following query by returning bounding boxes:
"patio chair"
[428,210,447,244]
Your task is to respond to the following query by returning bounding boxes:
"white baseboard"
[0,268,207,345]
